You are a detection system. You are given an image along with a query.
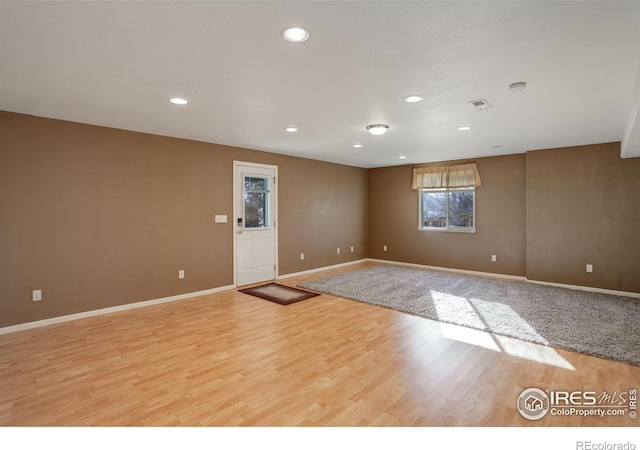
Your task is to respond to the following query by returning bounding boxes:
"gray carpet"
[299,265,640,366]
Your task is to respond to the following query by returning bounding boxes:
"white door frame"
[233,161,278,287]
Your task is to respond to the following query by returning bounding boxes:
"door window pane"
[245,177,266,191]
[244,176,270,228]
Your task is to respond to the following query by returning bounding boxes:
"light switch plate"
[215,215,228,223]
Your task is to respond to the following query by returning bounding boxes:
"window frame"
[418,187,476,233]
[242,174,272,230]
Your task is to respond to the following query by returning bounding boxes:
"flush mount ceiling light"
[353,144,363,148]
[398,155,407,159]
[403,95,424,103]
[458,126,472,131]
[285,127,298,133]
[509,81,527,92]
[367,124,389,135]
[282,27,309,43]
[169,97,188,105]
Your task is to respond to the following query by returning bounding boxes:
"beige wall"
[0,111,368,327]
[2,111,638,329]
[526,143,640,292]
[369,143,640,293]
[368,154,527,276]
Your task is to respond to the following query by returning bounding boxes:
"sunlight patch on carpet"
[299,264,640,366]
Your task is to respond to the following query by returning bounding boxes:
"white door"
[234,162,277,286]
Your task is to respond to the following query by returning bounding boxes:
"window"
[413,163,481,232]
[419,187,475,232]
[243,175,271,228]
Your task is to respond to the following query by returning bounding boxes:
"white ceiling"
[2,1,640,168]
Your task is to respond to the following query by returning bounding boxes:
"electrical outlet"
[337,247,341,254]
[586,264,593,273]
[383,245,388,252]
[32,289,42,302]
[300,253,305,261]
[491,255,497,262]
[179,270,185,279]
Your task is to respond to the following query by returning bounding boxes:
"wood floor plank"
[1,262,639,426]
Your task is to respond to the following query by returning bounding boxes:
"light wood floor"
[1,262,638,426]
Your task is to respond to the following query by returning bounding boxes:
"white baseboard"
[1,259,367,335]
[526,279,640,299]
[4,258,637,336]
[366,258,527,281]
[277,259,368,280]
[0,284,235,336]
[367,258,640,299]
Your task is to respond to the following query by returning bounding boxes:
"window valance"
[412,163,482,189]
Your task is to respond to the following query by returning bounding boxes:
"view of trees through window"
[421,188,474,230]
[244,176,269,228]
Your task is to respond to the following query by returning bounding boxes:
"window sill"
[418,227,476,233]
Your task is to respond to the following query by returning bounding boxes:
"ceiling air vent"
[469,99,492,111]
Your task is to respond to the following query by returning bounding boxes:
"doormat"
[239,283,320,305]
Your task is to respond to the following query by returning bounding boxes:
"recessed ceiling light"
[367,124,389,136]
[509,81,527,92]
[458,126,472,131]
[353,144,363,148]
[282,27,309,43]
[169,97,188,105]
[398,155,407,159]
[403,95,424,103]
[285,127,298,133]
